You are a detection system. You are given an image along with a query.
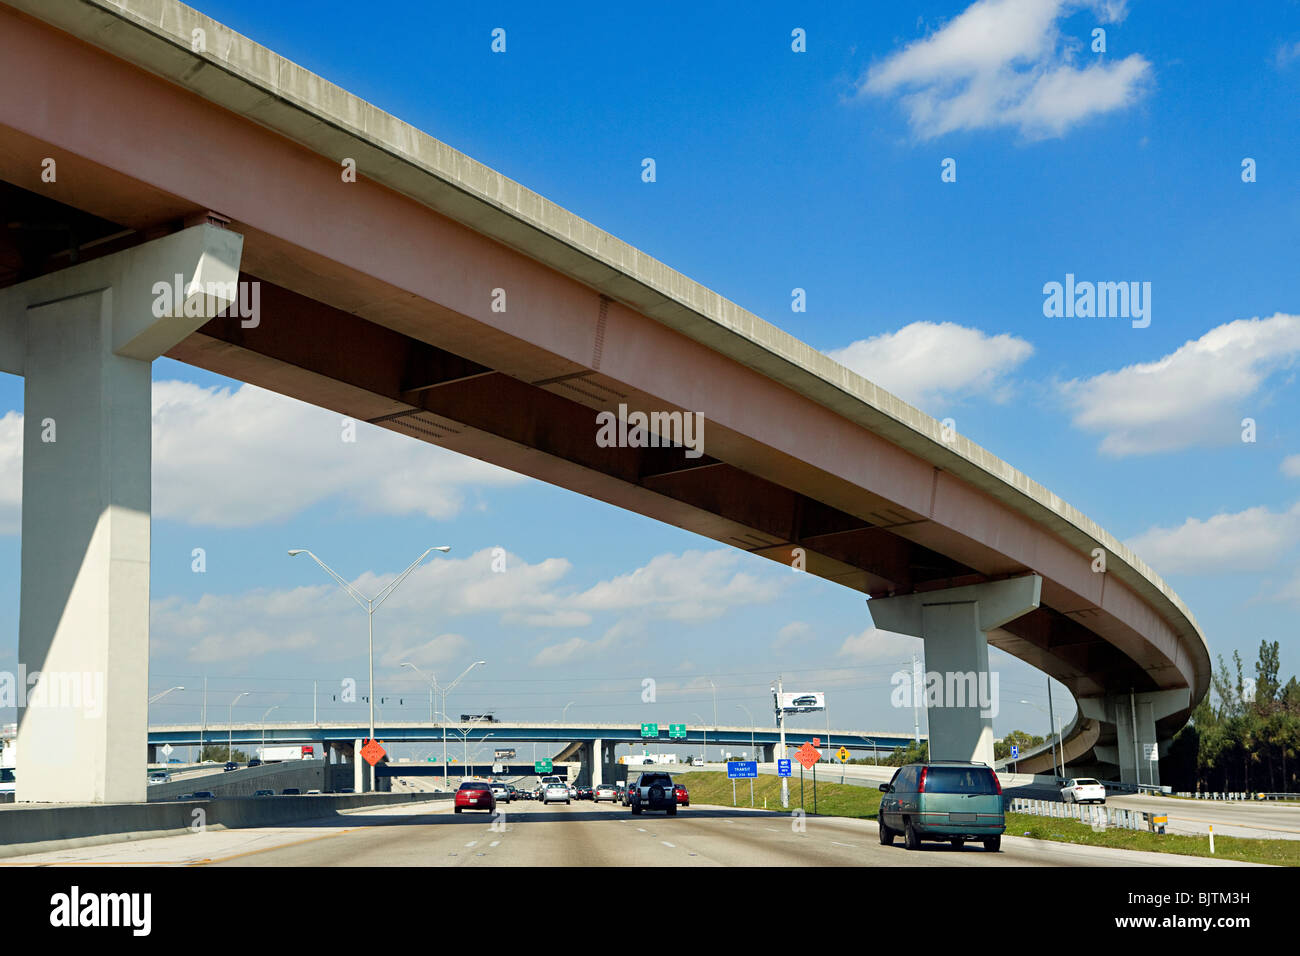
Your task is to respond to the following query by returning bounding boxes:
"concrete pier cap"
[867,575,1042,766]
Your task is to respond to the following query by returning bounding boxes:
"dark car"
[280,787,302,795]
[222,761,238,772]
[630,772,677,816]
[189,790,216,799]
[247,758,262,768]
[878,761,1005,851]
[253,789,274,797]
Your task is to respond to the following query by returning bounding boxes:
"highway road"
[0,801,1259,867]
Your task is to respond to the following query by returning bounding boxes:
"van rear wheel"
[878,822,894,846]
[904,820,921,850]
[949,837,964,848]
[983,835,1001,852]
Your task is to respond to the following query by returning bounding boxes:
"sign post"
[836,745,848,783]
[794,741,821,814]
[727,760,757,807]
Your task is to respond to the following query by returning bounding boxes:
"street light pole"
[438,660,486,786]
[228,692,249,762]
[260,705,280,759]
[692,713,706,766]
[774,677,788,809]
[289,546,450,749]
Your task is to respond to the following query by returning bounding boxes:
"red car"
[674,783,689,806]
[454,780,496,813]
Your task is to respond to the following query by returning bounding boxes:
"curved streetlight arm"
[445,660,486,696]
[371,547,448,611]
[289,550,370,611]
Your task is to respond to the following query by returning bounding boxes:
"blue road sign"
[1010,745,1019,758]
[727,760,758,779]
[777,759,792,777]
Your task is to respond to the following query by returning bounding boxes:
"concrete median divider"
[0,791,452,859]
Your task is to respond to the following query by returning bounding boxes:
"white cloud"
[774,621,813,651]
[1059,313,1300,455]
[151,547,781,666]
[826,321,1033,409]
[379,633,469,670]
[861,0,1151,140]
[569,549,781,621]
[1276,40,1300,69]
[837,625,921,662]
[1283,455,1300,478]
[1125,503,1300,575]
[0,381,527,533]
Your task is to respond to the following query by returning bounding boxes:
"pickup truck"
[630,771,678,816]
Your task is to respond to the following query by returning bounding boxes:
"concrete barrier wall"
[146,758,335,801]
[0,791,450,859]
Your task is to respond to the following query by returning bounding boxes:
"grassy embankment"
[682,771,1300,865]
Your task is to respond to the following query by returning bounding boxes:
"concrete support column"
[352,738,370,792]
[1,225,242,804]
[591,738,604,788]
[759,743,775,762]
[1080,689,1188,787]
[147,744,158,764]
[868,576,1042,767]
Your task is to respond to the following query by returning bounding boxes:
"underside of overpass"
[0,0,1210,801]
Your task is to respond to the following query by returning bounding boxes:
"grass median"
[683,771,882,819]
[679,771,1298,864]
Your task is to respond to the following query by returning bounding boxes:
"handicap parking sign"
[1010,744,1019,758]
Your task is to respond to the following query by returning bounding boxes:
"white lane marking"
[662,841,676,848]
[831,841,857,848]
[489,840,501,847]
[464,841,478,848]
[637,827,647,832]
[765,827,780,832]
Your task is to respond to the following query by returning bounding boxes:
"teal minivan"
[878,761,1005,851]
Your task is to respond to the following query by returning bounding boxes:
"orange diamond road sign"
[795,742,821,769]
[360,739,386,766]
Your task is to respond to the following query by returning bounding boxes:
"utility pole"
[912,654,922,744]
[775,677,788,809]
[1047,676,1059,779]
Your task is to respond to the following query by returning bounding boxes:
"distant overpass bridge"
[148,721,919,788]
[2,0,1208,802]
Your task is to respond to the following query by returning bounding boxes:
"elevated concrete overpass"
[0,0,1209,802]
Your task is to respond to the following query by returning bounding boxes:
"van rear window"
[925,767,998,794]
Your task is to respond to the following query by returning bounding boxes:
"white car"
[1061,777,1106,805]
[490,783,511,803]
[542,782,570,805]
[148,772,171,785]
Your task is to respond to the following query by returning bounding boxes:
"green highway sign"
[640,723,659,738]
[535,758,553,773]
[669,723,687,739]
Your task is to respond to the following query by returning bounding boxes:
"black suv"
[630,772,678,816]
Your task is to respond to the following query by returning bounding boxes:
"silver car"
[490,782,511,803]
[542,782,570,805]
[594,783,618,803]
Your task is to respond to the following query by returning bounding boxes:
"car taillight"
[990,772,1002,795]
[917,767,927,792]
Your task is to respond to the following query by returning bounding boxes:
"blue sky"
[2,0,1298,757]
